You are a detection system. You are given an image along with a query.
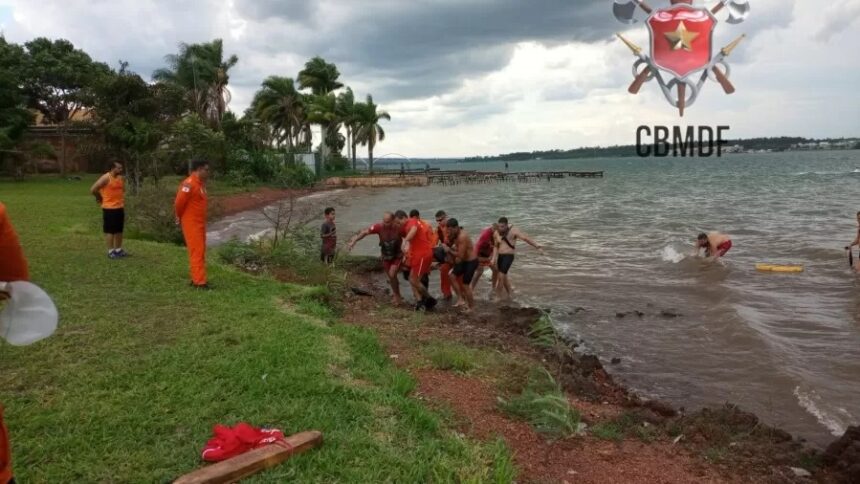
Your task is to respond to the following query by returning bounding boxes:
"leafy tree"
[355,95,390,174]
[16,38,110,173]
[153,39,238,129]
[162,114,225,174]
[305,93,339,171]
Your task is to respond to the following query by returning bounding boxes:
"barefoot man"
[175,160,210,289]
[696,231,732,259]
[348,211,405,305]
[402,210,437,311]
[444,219,478,312]
[434,210,454,301]
[494,217,543,301]
[90,161,128,259]
[471,224,499,294]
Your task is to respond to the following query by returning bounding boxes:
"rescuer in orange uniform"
[0,201,31,484]
[175,160,211,289]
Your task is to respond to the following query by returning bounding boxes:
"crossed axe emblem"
[613,0,750,116]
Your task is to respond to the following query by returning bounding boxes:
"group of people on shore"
[345,209,544,312]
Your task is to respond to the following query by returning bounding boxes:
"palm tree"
[153,39,238,129]
[336,87,359,170]
[252,76,305,151]
[305,93,338,170]
[298,57,343,166]
[355,95,390,175]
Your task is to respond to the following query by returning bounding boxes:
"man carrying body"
[90,161,128,259]
[494,217,543,302]
[175,160,210,289]
[471,224,499,294]
[435,210,454,301]
[348,212,405,305]
[696,231,732,259]
[444,219,478,312]
[321,207,337,264]
[402,210,437,311]
[0,202,30,484]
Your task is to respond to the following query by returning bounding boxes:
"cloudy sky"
[1,0,859,157]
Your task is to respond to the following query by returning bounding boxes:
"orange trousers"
[182,224,207,285]
[440,263,453,298]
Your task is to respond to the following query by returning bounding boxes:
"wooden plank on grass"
[174,430,323,484]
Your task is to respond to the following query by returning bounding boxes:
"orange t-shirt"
[100,173,125,209]
[0,202,29,282]
[404,218,433,258]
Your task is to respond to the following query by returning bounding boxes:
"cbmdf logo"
[613,0,750,116]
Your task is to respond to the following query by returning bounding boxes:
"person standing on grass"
[321,207,337,264]
[434,210,454,301]
[0,201,31,484]
[175,160,211,290]
[402,209,437,311]
[494,217,544,302]
[347,211,405,305]
[90,161,128,259]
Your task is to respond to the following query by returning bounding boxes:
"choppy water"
[215,151,860,446]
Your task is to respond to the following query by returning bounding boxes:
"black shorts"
[453,259,480,285]
[102,208,125,234]
[497,254,515,274]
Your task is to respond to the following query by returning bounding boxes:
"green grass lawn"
[0,177,514,483]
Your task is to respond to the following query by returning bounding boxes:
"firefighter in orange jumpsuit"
[174,160,211,289]
[1,201,30,484]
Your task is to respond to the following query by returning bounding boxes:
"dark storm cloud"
[234,0,316,23]
[241,0,610,99]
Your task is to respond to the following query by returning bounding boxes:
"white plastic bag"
[0,281,58,346]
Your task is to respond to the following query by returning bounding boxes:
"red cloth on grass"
[201,423,286,462]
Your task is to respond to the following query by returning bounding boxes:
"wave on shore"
[794,386,850,437]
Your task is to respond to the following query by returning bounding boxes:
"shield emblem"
[648,5,715,79]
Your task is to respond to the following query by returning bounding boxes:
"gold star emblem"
[664,21,699,52]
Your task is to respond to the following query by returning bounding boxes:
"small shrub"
[591,422,624,442]
[424,343,480,372]
[126,182,183,244]
[498,367,580,439]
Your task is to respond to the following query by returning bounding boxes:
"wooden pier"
[426,170,604,185]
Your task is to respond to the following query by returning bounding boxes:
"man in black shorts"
[493,217,543,301]
[444,219,478,312]
[90,161,127,259]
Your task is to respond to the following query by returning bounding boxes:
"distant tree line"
[466,137,859,162]
[0,36,391,187]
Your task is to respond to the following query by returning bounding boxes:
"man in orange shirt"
[0,201,31,484]
[90,161,127,259]
[175,160,210,289]
[402,209,437,311]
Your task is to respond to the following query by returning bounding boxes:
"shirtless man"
[444,219,478,312]
[494,217,543,302]
[347,211,405,304]
[696,231,732,259]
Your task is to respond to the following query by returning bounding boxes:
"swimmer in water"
[695,231,732,259]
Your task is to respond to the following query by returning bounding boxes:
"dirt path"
[339,270,829,484]
[215,187,318,216]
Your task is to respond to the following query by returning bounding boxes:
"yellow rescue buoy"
[755,264,804,273]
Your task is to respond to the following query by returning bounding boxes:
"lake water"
[213,151,860,446]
